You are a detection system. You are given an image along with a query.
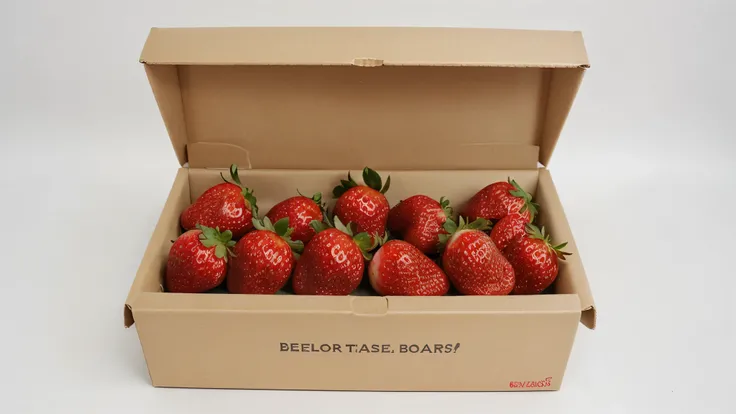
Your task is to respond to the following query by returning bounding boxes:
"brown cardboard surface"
[127,26,595,391]
[126,167,594,390]
[140,27,589,67]
[133,292,580,390]
[140,27,587,168]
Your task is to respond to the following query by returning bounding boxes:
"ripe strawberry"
[333,167,390,241]
[440,217,515,295]
[181,164,257,239]
[368,240,449,296]
[490,213,528,251]
[292,217,378,295]
[387,195,437,233]
[462,178,538,223]
[504,224,571,295]
[227,217,304,294]
[388,195,452,254]
[265,192,324,244]
[165,225,235,293]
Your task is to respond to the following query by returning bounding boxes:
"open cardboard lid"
[140,27,588,170]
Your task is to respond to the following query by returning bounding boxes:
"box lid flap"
[141,27,588,169]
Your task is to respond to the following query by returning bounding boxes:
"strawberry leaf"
[196,224,236,261]
[287,239,304,254]
[508,178,538,222]
[439,196,453,218]
[466,218,491,232]
[443,218,458,234]
[553,242,568,250]
[438,233,451,245]
[332,171,361,198]
[244,190,258,217]
[310,220,329,234]
[214,244,227,259]
[332,185,347,198]
[353,232,377,260]
[363,167,383,192]
[273,217,290,237]
[380,175,391,194]
[200,239,218,248]
[333,216,353,237]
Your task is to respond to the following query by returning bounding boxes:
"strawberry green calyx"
[508,178,539,222]
[332,167,391,198]
[252,217,304,254]
[196,224,236,261]
[297,189,326,214]
[221,163,259,217]
[309,216,380,260]
[439,196,453,218]
[437,216,492,248]
[525,223,572,260]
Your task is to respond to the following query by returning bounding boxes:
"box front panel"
[134,305,580,391]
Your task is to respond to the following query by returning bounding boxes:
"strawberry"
[504,224,571,295]
[388,195,452,254]
[387,195,437,233]
[265,192,324,244]
[227,217,304,294]
[439,217,515,295]
[462,178,538,223]
[333,167,390,241]
[165,225,235,293]
[490,213,528,251]
[292,217,378,295]
[181,164,257,239]
[368,240,449,296]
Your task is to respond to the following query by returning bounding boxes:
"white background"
[2,0,735,413]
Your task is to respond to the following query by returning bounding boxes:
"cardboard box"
[124,27,596,391]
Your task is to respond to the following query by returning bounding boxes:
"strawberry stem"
[437,216,491,249]
[252,217,304,254]
[524,223,572,260]
[221,164,259,217]
[508,178,539,222]
[196,224,237,261]
[332,167,390,198]
[439,196,453,218]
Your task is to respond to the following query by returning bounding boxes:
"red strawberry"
[265,192,324,244]
[333,167,390,241]
[440,217,515,295]
[181,164,257,239]
[504,224,571,295]
[292,217,378,295]
[462,178,538,223]
[388,195,452,254]
[368,240,449,296]
[387,195,437,234]
[165,225,235,293]
[227,217,304,294]
[490,213,528,250]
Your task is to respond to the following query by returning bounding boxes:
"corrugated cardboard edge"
[125,168,190,328]
[139,27,590,68]
[537,168,596,329]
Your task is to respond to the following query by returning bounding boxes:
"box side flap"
[536,168,596,329]
[144,65,188,166]
[125,168,190,327]
[539,68,586,166]
[140,27,589,67]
